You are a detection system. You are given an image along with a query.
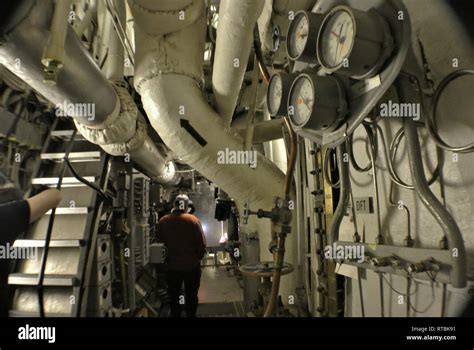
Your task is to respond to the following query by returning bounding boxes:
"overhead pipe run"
[0,0,180,185]
[130,0,298,307]
[0,0,117,128]
[212,0,265,126]
[132,1,286,221]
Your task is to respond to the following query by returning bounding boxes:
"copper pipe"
[258,60,271,86]
[253,28,271,86]
[264,117,297,317]
[283,118,297,196]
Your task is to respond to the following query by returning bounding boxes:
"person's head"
[172,194,190,213]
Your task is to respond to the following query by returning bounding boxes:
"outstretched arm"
[26,188,62,223]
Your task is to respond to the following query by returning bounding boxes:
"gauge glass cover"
[289,13,309,59]
[320,10,355,68]
[289,76,314,126]
[268,75,283,115]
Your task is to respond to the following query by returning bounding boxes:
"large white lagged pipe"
[130,0,298,309]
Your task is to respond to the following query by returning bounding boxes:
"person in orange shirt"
[157,194,206,317]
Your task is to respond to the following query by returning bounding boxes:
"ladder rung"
[32,177,96,187]
[45,207,89,215]
[13,239,85,248]
[8,273,79,287]
[9,310,71,317]
[41,151,101,162]
[50,130,85,141]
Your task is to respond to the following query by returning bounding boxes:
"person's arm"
[156,216,167,245]
[26,189,62,223]
[195,220,207,260]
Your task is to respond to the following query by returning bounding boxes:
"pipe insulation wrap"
[127,0,205,36]
[140,74,286,208]
[75,84,137,145]
[212,0,265,125]
[133,14,205,93]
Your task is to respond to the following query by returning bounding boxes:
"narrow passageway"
[197,266,244,317]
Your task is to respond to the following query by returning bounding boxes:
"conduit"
[329,142,351,245]
[212,0,265,125]
[396,74,466,288]
[403,117,466,288]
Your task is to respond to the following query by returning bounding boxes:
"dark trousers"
[166,268,201,317]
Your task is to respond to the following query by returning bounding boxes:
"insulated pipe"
[0,0,118,128]
[127,0,204,36]
[212,0,265,125]
[329,142,351,245]
[0,0,180,185]
[139,74,285,207]
[236,118,284,144]
[403,117,466,288]
[132,1,294,306]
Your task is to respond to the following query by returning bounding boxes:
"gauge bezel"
[288,73,347,132]
[316,5,357,72]
[286,11,323,64]
[266,72,299,117]
[267,74,283,116]
[287,74,314,127]
[287,11,309,61]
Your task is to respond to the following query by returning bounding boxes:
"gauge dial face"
[289,76,314,126]
[319,10,355,68]
[288,13,309,59]
[267,75,283,115]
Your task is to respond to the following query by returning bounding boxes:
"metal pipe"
[403,116,466,288]
[329,142,350,245]
[235,118,284,144]
[103,0,126,82]
[41,0,70,84]
[212,0,264,125]
[263,117,297,317]
[0,0,118,128]
[75,0,97,37]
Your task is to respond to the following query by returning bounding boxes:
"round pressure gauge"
[286,11,324,63]
[288,73,347,132]
[316,6,393,79]
[266,72,299,117]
